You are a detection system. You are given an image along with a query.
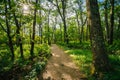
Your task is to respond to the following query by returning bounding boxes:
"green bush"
[107,40,120,55]
[0,43,51,79]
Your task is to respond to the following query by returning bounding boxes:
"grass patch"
[58,42,120,80]
[65,49,92,77]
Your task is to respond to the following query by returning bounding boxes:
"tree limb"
[0,22,7,32]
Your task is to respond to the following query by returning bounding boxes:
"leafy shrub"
[58,41,91,49]
[107,40,120,55]
[0,43,51,79]
[38,44,51,58]
[24,61,46,80]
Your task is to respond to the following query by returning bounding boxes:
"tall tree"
[4,0,15,61]
[77,0,84,43]
[38,0,43,44]
[104,0,110,43]
[48,0,69,44]
[47,9,51,45]
[74,0,87,43]
[109,0,115,44]
[30,0,38,59]
[8,0,24,59]
[86,0,111,78]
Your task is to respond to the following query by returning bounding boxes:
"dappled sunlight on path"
[42,44,86,80]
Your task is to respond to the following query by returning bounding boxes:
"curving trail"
[42,44,86,80]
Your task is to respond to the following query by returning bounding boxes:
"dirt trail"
[42,44,86,80]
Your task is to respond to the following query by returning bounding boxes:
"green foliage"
[58,42,92,76]
[41,44,50,53]
[59,42,120,80]
[65,49,92,76]
[25,62,46,80]
[107,40,120,54]
[0,43,51,79]
[0,49,12,72]
[101,54,120,80]
[58,41,91,49]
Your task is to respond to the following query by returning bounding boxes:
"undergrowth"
[58,41,120,80]
[0,44,51,80]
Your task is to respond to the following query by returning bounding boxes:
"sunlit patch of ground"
[42,44,87,80]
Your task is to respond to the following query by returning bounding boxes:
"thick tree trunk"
[86,0,111,78]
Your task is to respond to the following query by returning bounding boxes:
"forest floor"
[41,44,87,80]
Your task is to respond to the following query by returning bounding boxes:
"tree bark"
[109,0,114,44]
[86,20,89,41]
[76,0,87,43]
[39,0,42,44]
[55,0,69,44]
[47,10,51,45]
[8,0,24,59]
[48,0,68,44]
[61,0,69,44]
[75,10,81,43]
[78,1,84,43]
[5,1,14,61]
[104,0,110,43]
[118,15,120,31]
[86,0,111,78]
[30,0,38,59]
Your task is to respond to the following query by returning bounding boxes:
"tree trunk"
[16,22,24,59]
[79,1,84,43]
[30,0,38,59]
[13,13,24,59]
[63,16,68,44]
[55,0,68,44]
[104,0,110,43]
[39,24,42,44]
[39,0,42,44]
[60,23,63,42]
[86,0,111,78]
[5,1,14,61]
[86,20,89,41]
[109,0,114,44]
[118,15,120,31]
[52,17,57,43]
[47,10,51,45]
[8,0,24,59]
[76,0,87,43]
[62,0,69,44]
[75,10,81,43]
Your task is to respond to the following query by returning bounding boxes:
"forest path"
[42,44,86,80]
